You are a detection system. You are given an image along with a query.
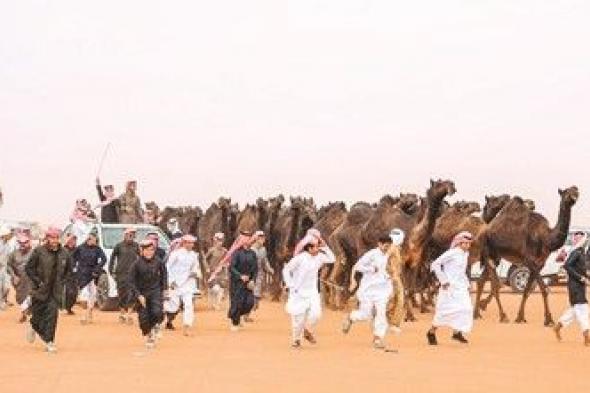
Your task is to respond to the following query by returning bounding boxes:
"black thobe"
[228,248,258,326]
[72,244,107,289]
[25,245,73,343]
[96,185,120,223]
[564,248,589,306]
[63,246,78,312]
[129,256,168,336]
[109,241,139,309]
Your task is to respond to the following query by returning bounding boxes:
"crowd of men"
[1,178,589,355]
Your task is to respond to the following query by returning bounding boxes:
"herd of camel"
[147,179,580,326]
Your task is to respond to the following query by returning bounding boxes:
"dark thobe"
[564,248,589,306]
[7,249,33,305]
[96,185,120,223]
[228,248,258,326]
[129,256,168,335]
[72,244,107,289]
[109,241,139,309]
[63,246,79,312]
[25,245,73,343]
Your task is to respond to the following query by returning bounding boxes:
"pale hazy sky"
[1,1,589,226]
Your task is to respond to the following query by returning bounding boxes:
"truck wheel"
[509,267,536,293]
[96,273,119,311]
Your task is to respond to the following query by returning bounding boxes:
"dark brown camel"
[313,201,348,303]
[479,186,579,326]
[403,179,456,321]
[326,201,374,308]
[198,197,232,252]
[268,196,317,300]
[236,198,270,235]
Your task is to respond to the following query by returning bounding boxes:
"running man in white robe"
[427,231,474,345]
[164,235,201,336]
[283,234,335,348]
[342,235,394,350]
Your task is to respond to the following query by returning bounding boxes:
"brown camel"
[402,179,456,321]
[268,196,317,300]
[198,197,232,252]
[326,202,374,308]
[479,186,579,326]
[236,198,270,235]
[313,201,348,303]
[359,194,421,254]
[265,195,285,266]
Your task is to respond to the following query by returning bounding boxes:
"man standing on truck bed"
[119,180,143,224]
[96,177,120,223]
[109,227,140,325]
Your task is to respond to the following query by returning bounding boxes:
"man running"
[342,235,394,350]
[283,234,335,348]
[72,232,107,325]
[7,234,34,323]
[205,233,228,310]
[164,235,201,336]
[25,227,74,353]
[129,239,168,349]
[109,227,140,325]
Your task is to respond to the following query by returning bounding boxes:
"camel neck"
[549,200,572,251]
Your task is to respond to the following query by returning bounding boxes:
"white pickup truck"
[470,227,590,293]
[62,222,171,311]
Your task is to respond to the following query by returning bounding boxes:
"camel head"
[398,193,419,214]
[523,199,536,211]
[454,200,481,215]
[427,179,456,203]
[379,195,399,207]
[558,186,579,208]
[269,194,285,211]
[217,197,231,210]
[256,198,268,211]
[178,207,203,235]
[482,194,510,222]
[230,203,240,215]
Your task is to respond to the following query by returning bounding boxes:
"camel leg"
[536,275,555,327]
[403,266,417,322]
[515,264,538,324]
[473,264,489,320]
[270,266,283,302]
[488,265,509,323]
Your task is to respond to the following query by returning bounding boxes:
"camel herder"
[0,225,15,310]
[96,177,120,223]
[248,231,274,317]
[205,232,228,310]
[73,232,107,325]
[427,231,474,346]
[62,233,79,315]
[118,180,143,224]
[7,233,34,323]
[223,232,258,331]
[25,226,74,354]
[554,231,590,346]
[129,239,169,349]
[109,227,139,325]
[283,233,335,349]
[342,235,394,350]
[164,235,201,336]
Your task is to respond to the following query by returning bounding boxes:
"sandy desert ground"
[1,288,589,393]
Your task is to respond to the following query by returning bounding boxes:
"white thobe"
[283,246,335,341]
[350,248,393,339]
[164,248,201,326]
[0,239,15,308]
[431,248,473,333]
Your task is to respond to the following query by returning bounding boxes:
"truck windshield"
[101,227,170,250]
